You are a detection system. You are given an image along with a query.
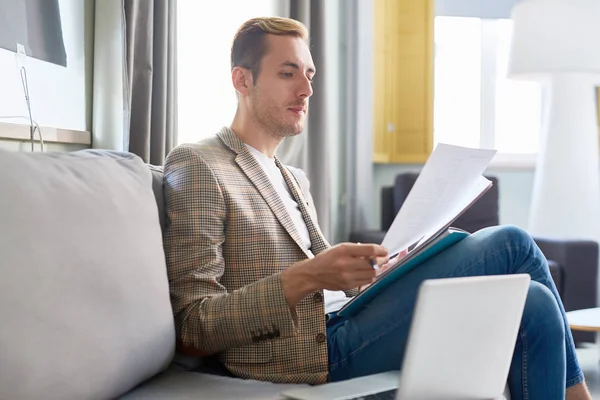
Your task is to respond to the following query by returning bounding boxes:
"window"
[176,1,279,145]
[434,17,542,163]
[433,17,481,149]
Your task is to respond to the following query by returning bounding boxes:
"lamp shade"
[507,0,600,80]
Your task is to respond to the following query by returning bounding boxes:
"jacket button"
[313,292,323,303]
[316,333,326,343]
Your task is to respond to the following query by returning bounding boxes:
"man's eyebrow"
[280,61,316,74]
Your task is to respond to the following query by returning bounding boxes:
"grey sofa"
[350,172,600,345]
[0,150,515,399]
[0,149,308,400]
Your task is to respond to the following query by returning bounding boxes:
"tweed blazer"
[163,127,357,384]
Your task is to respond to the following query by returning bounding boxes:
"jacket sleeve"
[163,145,298,355]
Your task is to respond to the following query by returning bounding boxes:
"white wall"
[0,0,89,132]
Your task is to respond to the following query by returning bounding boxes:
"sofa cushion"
[0,149,175,400]
[120,365,305,400]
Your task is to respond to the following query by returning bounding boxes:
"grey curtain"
[276,0,332,241]
[124,0,178,165]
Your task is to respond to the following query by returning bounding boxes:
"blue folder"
[336,228,470,319]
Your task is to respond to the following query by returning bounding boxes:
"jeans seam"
[520,323,529,400]
[566,373,585,388]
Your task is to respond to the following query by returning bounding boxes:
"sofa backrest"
[0,149,175,400]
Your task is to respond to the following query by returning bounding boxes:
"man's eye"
[282,72,293,78]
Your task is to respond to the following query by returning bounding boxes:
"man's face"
[249,34,315,138]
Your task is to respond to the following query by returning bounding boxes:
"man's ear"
[232,66,252,97]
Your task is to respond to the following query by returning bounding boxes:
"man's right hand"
[280,243,388,307]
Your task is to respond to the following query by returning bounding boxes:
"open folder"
[336,143,498,318]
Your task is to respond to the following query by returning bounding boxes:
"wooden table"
[566,307,600,358]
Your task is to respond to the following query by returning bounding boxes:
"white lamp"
[508,0,600,240]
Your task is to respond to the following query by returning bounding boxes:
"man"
[163,17,591,400]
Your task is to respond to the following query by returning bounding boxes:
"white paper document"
[381,143,498,257]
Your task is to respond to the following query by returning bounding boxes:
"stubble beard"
[251,89,305,139]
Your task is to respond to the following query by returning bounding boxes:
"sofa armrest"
[349,230,387,245]
[532,236,598,313]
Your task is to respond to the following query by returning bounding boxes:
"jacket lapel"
[282,165,330,254]
[217,128,312,258]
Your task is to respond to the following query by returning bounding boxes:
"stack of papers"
[381,143,497,258]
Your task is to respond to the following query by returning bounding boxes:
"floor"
[576,345,600,397]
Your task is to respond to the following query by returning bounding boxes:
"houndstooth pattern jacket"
[162,127,358,384]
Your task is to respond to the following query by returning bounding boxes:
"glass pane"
[177,1,278,145]
[494,19,541,154]
[433,17,482,148]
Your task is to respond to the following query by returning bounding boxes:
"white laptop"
[280,274,530,400]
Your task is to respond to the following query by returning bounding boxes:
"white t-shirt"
[245,144,351,314]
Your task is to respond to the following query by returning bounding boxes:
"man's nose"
[297,76,313,98]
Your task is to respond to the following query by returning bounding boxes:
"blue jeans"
[327,225,584,400]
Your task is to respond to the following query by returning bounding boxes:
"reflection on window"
[177,0,278,145]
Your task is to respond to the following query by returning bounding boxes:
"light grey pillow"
[0,149,175,400]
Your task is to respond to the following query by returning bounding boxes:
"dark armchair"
[350,172,599,344]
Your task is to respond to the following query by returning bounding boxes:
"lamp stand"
[528,73,600,240]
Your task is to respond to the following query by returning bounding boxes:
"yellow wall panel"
[392,132,431,163]
[373,0,434,164]
[394,57,427,131]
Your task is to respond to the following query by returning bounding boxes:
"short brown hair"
[231,17,309,83]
